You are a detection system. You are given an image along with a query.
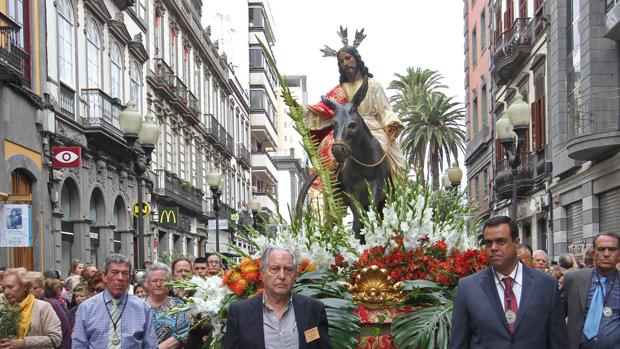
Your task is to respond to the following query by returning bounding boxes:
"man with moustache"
[72,254,157,348]
[533,250,550,272]
[449,216,567,349]
[224,247,332,349]
[563,232,620,349]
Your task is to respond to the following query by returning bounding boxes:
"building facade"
[488,0,552,254]
[41,0,253,275]
[547,0,620,260]
[0,0,50,271]
[464,0,494,221]
[248,0,280,221]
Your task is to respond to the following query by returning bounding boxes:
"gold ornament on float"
[347,265,403,309]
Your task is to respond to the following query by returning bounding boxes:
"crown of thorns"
[319,26,367,57]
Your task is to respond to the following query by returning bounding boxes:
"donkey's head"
[322,77,369,163]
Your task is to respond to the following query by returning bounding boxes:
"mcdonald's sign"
[159,207,179,227]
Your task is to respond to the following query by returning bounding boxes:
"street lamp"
[207,171,222,252]
[250,199,261,231]
[446,162,463,190]
[496,92,531,220]
[119,104,160,269]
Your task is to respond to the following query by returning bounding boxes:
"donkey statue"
[322,77,390,240]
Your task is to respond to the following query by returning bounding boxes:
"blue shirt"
[71,289,158,349]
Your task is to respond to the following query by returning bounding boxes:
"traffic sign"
[132,202,151,217]
[52,147,81,168]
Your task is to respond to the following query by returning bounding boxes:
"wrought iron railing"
[174,76,188,103]
[205,114,219,139]
[188,90,200,114]
[227,134,234,154]
[493,17,534,65]
[59,84,75,116]
[82,88,122,129]
[152,58,175,87]
[0,12,23,73]
[237,143,251,166]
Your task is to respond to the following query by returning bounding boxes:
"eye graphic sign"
[52,147,81,168]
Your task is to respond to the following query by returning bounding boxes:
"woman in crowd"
[145,262,190,349]
[170,258,193,297]
[133,284,146,299]
[65,259,84,292]
[67,283,90,329]
[24,272,72,349]
[87,270,105,294]
[0,268,62,348]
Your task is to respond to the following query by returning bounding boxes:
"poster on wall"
[0,203,32,247]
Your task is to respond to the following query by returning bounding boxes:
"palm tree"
[389,67,466,190]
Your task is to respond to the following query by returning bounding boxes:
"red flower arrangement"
[343,232,488,288]
[222,258,262,297]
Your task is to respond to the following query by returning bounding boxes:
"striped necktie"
[109,298,121,349]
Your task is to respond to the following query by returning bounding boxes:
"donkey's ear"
[321,96,341,112]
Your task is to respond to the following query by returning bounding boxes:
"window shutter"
[539,95,546,150]
[531,100,539,151]
[519,0,527,17]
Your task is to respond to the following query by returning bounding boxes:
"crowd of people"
[0,253,227,349]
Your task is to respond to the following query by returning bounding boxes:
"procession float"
[169,39,487,349]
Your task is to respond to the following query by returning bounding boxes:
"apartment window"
[130,62,141,112]
[179,138,186,179]
[203,73,210,116]
[133,0,146,22]
[191,138,197,185]
[474,176,480,202]
[249,48,264,69]
[201,152,207,192]
[182,46,190,87]
[504,0,514,31]
[165,124,174,171]
[170,31,177,71]
[194,62,201,99]
[249,7,264,28]
[519,0,527,17]
[154,13,162,56]
[111,43,122,100]
[494,5,502,43]
[8,0,25,48]
[483,169,489,197]
[480,10,486,50]
[481,83,488,128]
[57,0,74,86]
[86,19,101,88]
[471,27,477,65]
[472,88,479,133]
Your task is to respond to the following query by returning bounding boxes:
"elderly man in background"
[563,232,620,349]
[533,250,550,272]
[72,254,157,349]
[0,268,62,348]
[224,247,332,349]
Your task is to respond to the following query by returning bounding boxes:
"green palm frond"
[256,37,346,227]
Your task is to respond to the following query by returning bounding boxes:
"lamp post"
[250,199,261,231]
[207,171,222,252]
[445,162,463,190]
[119,104,160,269]
[496,92,531,220]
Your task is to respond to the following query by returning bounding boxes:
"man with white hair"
[224,247,332,348]
[533,250,549,272]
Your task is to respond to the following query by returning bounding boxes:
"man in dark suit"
[449,216,567,349]
[563,232,620,349]
[224,247,332,349]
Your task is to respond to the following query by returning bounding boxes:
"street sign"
[207,219,228,230]
[159,207,178,227]
[132,202,151,217]
[230,213,239,220]
[52,147,81,168]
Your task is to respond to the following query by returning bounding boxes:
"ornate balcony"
[204,114,219,142]
[0,12,29,85]
[567,90,620,161]
[237,143,251,168]
[148,58,175,100]
[187,91,200,116]
[171,76,189,113]
[494,152,535,201]
[492,18,534,85]
[81,88,127,154]
[225,134,234,156]
[216,124,227,152]
[154,169,203,214]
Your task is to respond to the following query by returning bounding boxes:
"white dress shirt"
[493,261,523,308]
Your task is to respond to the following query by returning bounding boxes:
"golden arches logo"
[159,207,178,227]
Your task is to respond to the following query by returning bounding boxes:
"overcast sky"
[269,1,466,104]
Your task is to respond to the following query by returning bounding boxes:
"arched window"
[111,43,122,99]
[86,19,100,88]
[130,62,141,112]
[57,0,74,85]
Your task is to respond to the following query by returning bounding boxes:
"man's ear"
[515,237,521,245]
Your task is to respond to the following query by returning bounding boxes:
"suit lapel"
[251,295,266,349]
[480,268,509,330]
[512,265,535,333]
[577,269,594,313]
[293,294,309,348]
